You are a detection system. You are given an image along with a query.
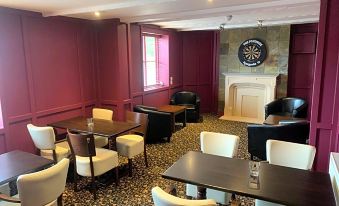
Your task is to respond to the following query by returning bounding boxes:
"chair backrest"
[27,124,56,150]
[281,97,306,113]
[266,139,316,170]
[152,186,217,206]
[247,121,310,160]
[17,158,69,206]
[67,130,96,157]
[92,108,113,120]
[172,91,197,105]
[126,111,149,136]
[200,131,240,158]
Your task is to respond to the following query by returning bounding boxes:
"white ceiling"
[0,0,320,31]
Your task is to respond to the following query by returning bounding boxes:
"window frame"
[142,33,161,89]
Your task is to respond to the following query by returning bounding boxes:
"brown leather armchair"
[247,121,310,160]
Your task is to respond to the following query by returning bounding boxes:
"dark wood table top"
[48,117,140,138]
[157,105,186,114]
[162,151,335,206]
[263,114,306,125]
[0,150,54,185]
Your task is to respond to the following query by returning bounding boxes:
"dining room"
[0,0,339,205]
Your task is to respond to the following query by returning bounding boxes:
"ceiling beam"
[172,16,319,31]
[121,0,319,23]
[43,0,177,17]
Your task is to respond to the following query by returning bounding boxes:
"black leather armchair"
[133,105,173,143]
[264,97,308,119]
[247,121,310,160]
[170,91,200,122]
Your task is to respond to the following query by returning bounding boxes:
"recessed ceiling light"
[208,0,213,2]
[94,11,100,17]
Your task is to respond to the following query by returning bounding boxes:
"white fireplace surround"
[220,73,278,124]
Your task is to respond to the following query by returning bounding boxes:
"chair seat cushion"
[40,141,70,162]
[76,148,118,177]
[116,135,144,158]
[94,135,108,148]
[0,194,57,206]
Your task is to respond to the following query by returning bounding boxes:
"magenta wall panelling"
[287,23,318,119]
[0,8,97,153]
[181,31,217,113]
[309,0,339,172]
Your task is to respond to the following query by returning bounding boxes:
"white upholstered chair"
[186,131,240,204]
[0,158,69,206]
[67,130,119,200]
[116,111,148,176]
[152,186,217,206]
[27,124,70,163]
[255,140,316,206]
[92,108,113,148]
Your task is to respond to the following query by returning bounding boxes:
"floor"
[63,114,254,206]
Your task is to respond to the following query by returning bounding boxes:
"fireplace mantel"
[220,73,278,123]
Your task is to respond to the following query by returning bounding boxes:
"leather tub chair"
[264,97,308,119]
[170,91,200,122]
[134,105,173,143]
[247,121,310,160]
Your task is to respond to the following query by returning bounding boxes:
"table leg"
[109,137,117,151]
[171,114,175,132]
[9,180,17,196]
[183,109,187,127]
[197,186,207,199]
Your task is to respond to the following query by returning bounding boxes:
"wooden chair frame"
[67,130,119,200]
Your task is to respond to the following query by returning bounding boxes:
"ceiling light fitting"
[257,20,263,28]
[94,11,100,17]
[219,15,233,31]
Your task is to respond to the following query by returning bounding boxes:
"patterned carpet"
[63,114,254,206]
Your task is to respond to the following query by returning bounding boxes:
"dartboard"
[238,39,267,67]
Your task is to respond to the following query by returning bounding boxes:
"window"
[142,32,169,91]
[142,35,159,87]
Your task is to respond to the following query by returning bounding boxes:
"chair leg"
[57,194,63,206]
[128,158,133,177]
[73,165,78,192]
[144,145,148,167]
[91,175,97,200]
[115,167,119,186]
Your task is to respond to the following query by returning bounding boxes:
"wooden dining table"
[0,150,54,195]
[263,114,306,125]
[162,151,336,206]
[48,117,140,149]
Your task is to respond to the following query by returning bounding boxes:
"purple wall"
[287,23,318,119]
[0,8,97,154]
[129,24,184,108]
[309,0,339,172]
[182,31,218,113]
[0,7,227,155]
